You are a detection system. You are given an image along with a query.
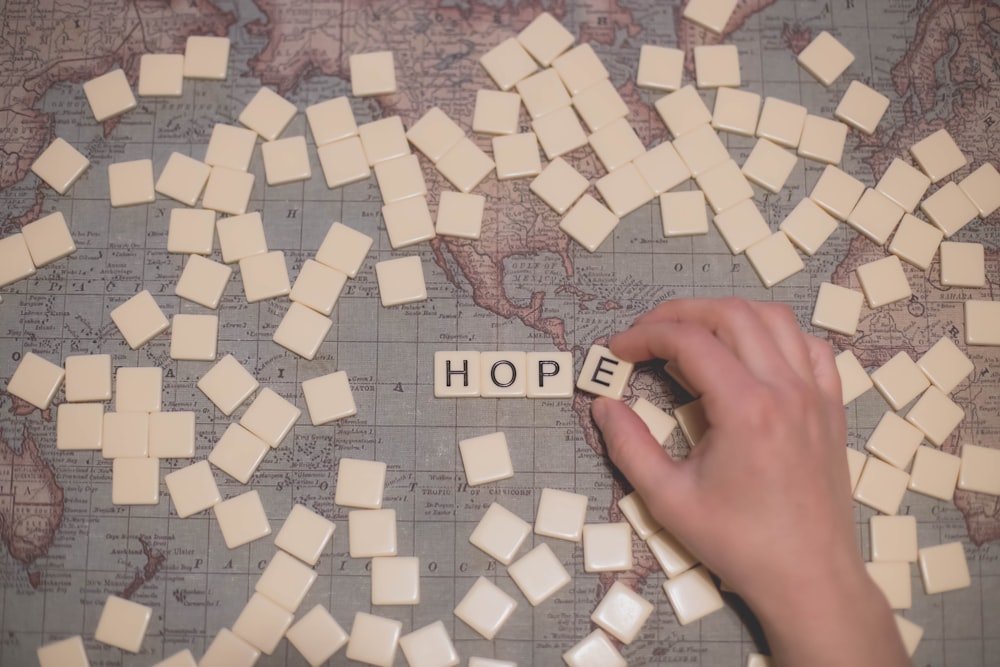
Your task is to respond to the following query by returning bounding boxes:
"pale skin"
[591,298,909,667]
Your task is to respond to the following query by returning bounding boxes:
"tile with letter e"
[273,302,333,359]
[835,81,889,135]
[255,550,317,612]
[782,197,841,255]
[285,605,348,667]
[302,371,356,425]
[94,595,151,652]
[315,222,372,277]
[108,159,155,207]
[112,457,159,505]
[375,256,427,306]
[240,386,301,447]
[214,489,272,549]
[591,580,653,643]
[350,51,396,96]
[526,350,573,398]
[83,68,136,121]
[7,352,63,410]
[208,423,269,484]
[22,211,75,267]
[183,35,230,79]
[167,208,216,255]
[507,542,571,605]
[165,460,221,518]
[479,38,537,91]
[239,87,297,141]
[155,153,211,206]
[559,194,620,252]
[459,431,514,485]
[32,137,90,194]
[275,503,335,565]
[138,54,183,96]
[797,31,854,86]
[197,354,258,416]
[535,487,588,541]
[454,576,518,640]
[306,96,357,147]
[577,344,633,399]
[663,566,724,625]
[335,457,386,509]
[469,502,531,564]
[434,350,481,397]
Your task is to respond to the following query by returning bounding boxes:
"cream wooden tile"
[535,487,588,541]
[240,386,300,447]
[966,300,1000,346]
[908,445,960,500]
[239,250,290,302]
[870,515,917,562]
[350,51,396,96]
[618,491,661,539]
[31,137,90,194]
[588,117,645,172]
[20,211,74,268]
[183,35,229,79]
[381,196,436,249]
[358,116,410,165]
[0,234,36,287]
[631,397,678,445]
[469,501,531,564]
[275,503,335,565]
[921,182,979,238]
[747,654,774,667]
[102,412,149,459]
[473,90,522,135]
[871,351,929,410]
[436,190,485,239]
[165,460,220,518]
[745,231,805,288]
[559,194,620,252]
[552,43,609,95]
[958,444,1000,495]
[905,386,964,446]
[115,366,162,413]
[532,105,588,159]
[694,44,740,88]
[348,508,397,557]
[273,301,333,359]
[406,107,463,163]
[137,53,183,96]
[335,457,386,508]
[197,354,258,416]
[57,403,103,450]
[591,580,653,643]
[918,542,970,594]
[371,556,420,605]
[583,523,633,572]
[434,351,481,398]
[811,282,864,336]
[742,137,797,193]
[480,38,538,91]
[635,142,691,194]
[876,158,931,213]
[285,605,348,666]
[148,411,195,458]
[866,561,911,609]
[170,313,218,361]
[155,153,211,206]
[306,96,357,147]
[846,188,905,245]
[572,78,628,132]
[846,447,867,494]
[637,44,683,91]
[893,615,923,658]
[214,489,272,548]
[112,457,159,505]
[713,198,771,255]
[917,336,973,394]
[853,456,909,514]
[184,251,239,307]
[835,349,873,405]
[232,592,293,655]
[797,115,847,164]
[675,398,709,446]
[94,595,151,652]
[168,208,215,255]
[108,159,155,207]
[37,635,89,667]
[711,87,761,136]
[797,31,854,85]
[834,81,889,134]
[83,68,136,121]
[261,135,310,185]
[910,128,967,182]
[517,12,574,66]
[239,87,297,140]
[695,158,754,213]
[375,255,427,306]
[317,136,371,188]
[682,0,737,33]
[673,123,729,176]
[7,352,63,410]
[939,241,985,287]
[480,351,527,398]
[865,411,923,469]
[958,162,1000,216]
[315,222,372,277]
[436,137,495,193]
[346,612,403,667]
[577,344,634,399]
[660,190,709,237]
[663,566,724,625]
[200,628,260,667]
[201,166,255,216]
[810,164,866,220]
[648,529,699,578]
[855,255,911,308]
[454,576,518,640]
[530,157,588,213]
[888,213,943,270]
[460,432,514,485]
[654,85,712,138]
[204,123,257,172]
[493,132,542,180]
[596,162,655,217]
[290,259,347,315]
[507,542,571,605]
[562,630,625,667]
[756,97,807,148]
[302,370,357,426]
[209,423,269,483]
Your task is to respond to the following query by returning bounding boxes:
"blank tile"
[797,31,854,85]
[434,351,481,398]
[350,51,396,96]
[22,211,75,266]
[712,86,761,136]
[371,556,420,605]
[493,133,542,180]
[908,445,960,500]
[375,255,427,306]
[572,78,628,132]
[865,411,923,469]
[0,234,36,287]
[870,351,929,410]
[674,399,709,446]
[317,136,371,188]
[306,96,358,147]
[562,630,625,667]
[939,241,985,287]
[810,165,866,221]
[290,259,347,315]
[591,580,653,643]
[508,542,571,605]
[552,43,609,95]
[335,457,386,509]
[745,231,804,288]
[261,135,311,185]
[239,87,297,140]
[64,354,111,403]
[138,54,184,96]
[589,117,645,172]
[197,354,258,416]
[742,137,797,193]
[888,213,943,270]
[201,166,255,216]
[436,137,495,193]
[479,38,537,91]
[83,68,136,121]
[459,431,514,486]
[115,366,162,413]
[663,566,724,625]
[302,371,357,426]
[835,81,889,134]
[208,423,269,484]
[183,35,230,79]
[583,523,633,573]
[910,128,967,182]
[921,182,979,238]
[694,44,740,88]
[648,528,699,578]
[148,411,196,458]
[204,123,257,172]
[712,198,771,255]
[381,196,436,249]
[618,491,661,539]
[473,90,521,135]
[917,336,973,394]
[170,313,218,361]
[532,105,588,159]
[346,613,404,667]
[7,352,64,410]
[315,222,372,277]
[811,282,864,336]
[56,403,103,450]
[918,542,970,594]
[846,447,867,493]
[672,124,728,178]
[94,595,151,652]
[965,299,1000,346]
[894,615,923,658]
[469,502,531,564]
[155,152,211,206]
[637,44,683,91]
[273,302,333,359]
[535,487,588,541]
[866,561,911,609]
[797,115,848,164]
[454,576,518,640]
[695,158,754,213]
[480,351,527,398]
[168,208,215,255]
[232,593,293,655]
[559,194,620,252]
[595,162,655,217]
[654,85,712,138]
[855,255,911,308]
[285,605,348,667]
[876,158,931,213]
[102,412,149,459]
[853,456,909,514]
[112,457,159,505]
[530,157,588,213]
[374,153,427,203]
[239,251,291,302]
[631,397,678,445]
[406,107,464,162]
[635,142,691,194]
[517,12,574,66]
[165,460,220,518]
[577,344,634,399]
[240,387,301,447]
[756,97,807,148]
[108,159,155,207]
[31,137,90,194]
[682,0,737,33]
[359,116,410,165]
[37,635,89,667]
[348,509,397,557]
[846,188,905,245]
[436,190,485,239]
[958,161,1000,216]
[870,515,918,562]
[275,504,335,565]
[200,629,259,667]
[214,490,271,548]
[905,386,964,446]
[835,349,873,405]
[958,444,1000,495]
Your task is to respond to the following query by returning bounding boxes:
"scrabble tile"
[635,142,691,194]
[381,195,436,249]
[348,508,397,557]
[673,123,729,176]
[406,107,464,163]
[7,352,63,409]
[94,595,151,652]
[958,444,1000,494]
[591,580,653,643]
[871,351,930,410]
[167,208,216,255]
[595,163,655,217]
[846,189,905,245]
[663,566,724,625]
[747,654,773,667]
[835,349,873,405]
[261,135,311,185]
[648,529,699,577]
[811,282,863,336]
[797,31,854,85]
[273,301,333,359]
[350,51,396,96]
[290,259,347,315]
[846,447,867,493]
[535,487,588,541]
[480,38,538,91]
[654,85,712,138]
[741,138,796,193]
[240,386,301,447]
[302,370,357,426]
[371,556,420,605]
[112,457,159,505]
[317,136,371,188]
[454,576,518,640]
[631,397,678,445]
[939,241,985,287]
[894,615,923,657]
[865,411,924,469]
[214,490,271,548]
[359,116,410,166]
[797,115,848,164]
[870,515,918,562]
[917,336,973,394]
[552,43,609,95]
[562,630,625,667]
[508,542,571,605]
[208,423,269,483]
[436,137,495,193]
[583,523,633,573]
[469,502,531,564]
[197,354,259,416]
[517,11,574,66]
[910,128,967,182]
[335,457,386,509]
[239,250,291,302]
[83,68,137,121]
[532,105,588,159]
[315,222,372,277]
[745,231,804,288]
[965,299,1000,346]
[920,182,979,238]
[56,403,103,450]
[36,635,89,667]
[306,96,357,147]
[165,460,220,518]
[434,351,481,397]
[530,156,588,213]
[374,255,428,306]
[183,35,230,79]
[148,411,195,457]
[918,542,970,594]
[101,412,149,458]
[17,213,70,272]
[695,159,754,213]
[908,445,960,500]
[155,153,211,206]
[834,81,889,134]
[958,161,1000,216]
[200,628,260,667]
[694,44,740,88]
[285,605,349,666]
[204,124,258,172]
[473,90,521,136]
[493,132,542,180]
[876,158,931,213]
[108,159,155,207]
[201,166,255,216]
[637,44,684,91]
[674,399,709,446]
[347,612,403,667]
[560,194,620,252]
[711,87,761,136]
[589,117,645,172]
[712,198,771,255]
[480,351,527,398]
[682,0,737,33]
[905,386,964,446]
[239,87,297,140]
[855,255,911,308]
[170,313,218,361]
[866,561,911,609]
[31,138,90,194]
[460,431,514,485]
[888,213,943,270]
[232,592,293,654]
[756,97,807,148]
[275,504,335,565]
[572,78,628,132]
[138,54,183,96]
[64,354,112,402]
[618,491,661,539]
[435,190,485,239]
[577,344,634,399]
[853,456,909,514]
[115,366,162,412]
[0,234,36,287]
